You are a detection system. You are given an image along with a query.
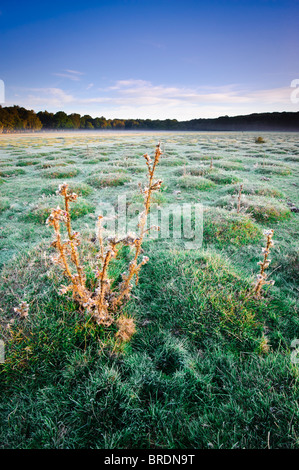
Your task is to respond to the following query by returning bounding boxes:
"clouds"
[25,87,75,107]
[107,79,291,107]
[52,70,84,81]
[7,79,297,119]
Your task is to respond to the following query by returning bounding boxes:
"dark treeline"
[0,105,299,133]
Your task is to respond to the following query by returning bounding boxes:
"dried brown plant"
[253,229,275,298]
[115,315,136,345]
[237,183,243,214]
[13,301,29,319]
[258,333,270,355]
[46,143,163,334]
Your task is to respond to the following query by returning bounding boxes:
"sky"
[0,0,299,120]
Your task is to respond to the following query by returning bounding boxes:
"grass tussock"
[206,171,241,185]
[204,208,262,247]
[188,154,222,161]
[214,161,245,171]
[41,182,94,197]
[41,167,80,179]
[0,197,10,213]
[82,156,110,164]
[159,158,187,167]
[178,175,216,190]
[0,168,26,177]
[284,155,299,162]
[223,184,284,199]
[215,195,291,223]
[175,165,208,177]
[37,162,68,169]
[16,160,39,167]
[256,166,292,176]
[86,173,131,188]
[243,197,291,223]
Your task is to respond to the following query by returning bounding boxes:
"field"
[0,130,298,449]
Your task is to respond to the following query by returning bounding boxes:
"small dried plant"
[46,143,163,334]
[14,301,29,319]
[253,229,275,298]
[258,333,270,355]
[115,315,136,345]
[237,183,243,214]
[210,156,213,170]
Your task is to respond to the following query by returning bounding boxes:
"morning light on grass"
[0,0,299,456]
[0,130,298,451]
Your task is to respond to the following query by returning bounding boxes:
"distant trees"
[69,113,81,129]
[93,116,111,129]
[0,105,298,133]
[80,115,94,129]
[0,105,42,131]
[112,119,125,129]
[37,110,54,128]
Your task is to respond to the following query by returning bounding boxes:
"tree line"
[0,105,298,132]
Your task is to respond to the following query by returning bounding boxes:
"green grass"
[214,161,245,171]
[41,167,80,178]
[243,197,291,223]
[222,183,284,199]
[188,154,222,161]
[0,168,26,177]
[175,165,208,177]
[0,197,10,213]
[86,173,131,188]
[256,166,292,176]
[24,197,96,224]
[41,182,94,197]
[206,171,241,185]
[0,245,298,449]
[178,175,216,190]
[284,156,299,162]
[214,195,291,223]
[16,160,39,167]
[203,208,262,246]
[0,131,298,449]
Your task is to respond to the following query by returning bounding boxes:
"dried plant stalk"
[254,229,275,298]
[237,183,243,214]
[111,143,162,309]
[46,143,163,331]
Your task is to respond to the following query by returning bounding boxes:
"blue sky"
[0,0,299,119]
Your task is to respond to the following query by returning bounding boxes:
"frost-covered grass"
[0,131,298,449]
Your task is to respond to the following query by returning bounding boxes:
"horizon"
[1,104,299,123]
[1,0,299,119]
